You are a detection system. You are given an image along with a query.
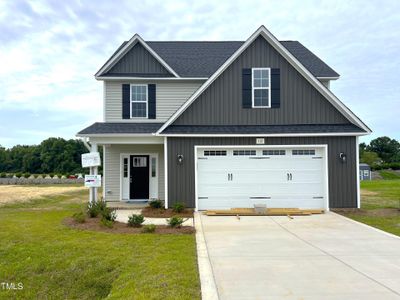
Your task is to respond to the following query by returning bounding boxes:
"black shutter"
[242,68,252,108]
[148,84,156,119]
[122,84,130,119]
[270,68,280,108]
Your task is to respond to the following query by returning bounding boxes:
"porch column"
[90,142,98,203]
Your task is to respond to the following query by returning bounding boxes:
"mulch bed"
[141,207,194,218]
[333,208,400,217]
[63,217,195,234]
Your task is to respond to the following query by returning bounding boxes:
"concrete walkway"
[197,212,400,300]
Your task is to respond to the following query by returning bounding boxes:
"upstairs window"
[131,85,148,118]
[252,68,270,108]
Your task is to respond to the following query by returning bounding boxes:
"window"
[363,170,369,177]
[131,85,147,118]
[252,68,270,108]
[292,149,316,156]
[263,150,286,156]
[151,157,157,177]
[204,150,227,156]
[233,150,256,156]
[132,157,147,167]
[123,158,128,177]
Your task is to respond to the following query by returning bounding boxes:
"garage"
[195,145,328,210]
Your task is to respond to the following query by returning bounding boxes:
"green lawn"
[338,179,400,236]
[0,188,200,300]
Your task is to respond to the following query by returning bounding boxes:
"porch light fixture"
[339,152,347,163]
[177,154,184,164]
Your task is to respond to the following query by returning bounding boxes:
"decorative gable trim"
[156,26,371,134]
[95,34,180,78]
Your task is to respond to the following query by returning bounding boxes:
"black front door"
[130,155,149,199]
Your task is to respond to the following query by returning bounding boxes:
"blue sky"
[0,0,399,148]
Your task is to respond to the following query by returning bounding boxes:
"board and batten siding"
[173,36,349,126]
[104,144,164,201]
[167,136,357,209]
[104,80,203,122]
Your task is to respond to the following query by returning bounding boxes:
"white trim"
[251,67,271,108]
[102,82,106,122]
[316,76,340,80]
[159,132,368,137]
[95,34,180,77]
[194,144,329,212]
[157,25,371,134]
[164,137,168,209]
[356,136,361,208]
[77,133,156,138]
[119,152,159,201]
[96,76,207,81]
[130,84,148,119]
[103,145,106,200]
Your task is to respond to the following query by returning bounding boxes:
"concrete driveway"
[197,212,400,300]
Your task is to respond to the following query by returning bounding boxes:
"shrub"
[127,214,145,227]
[172,202,185,213]
[100,218,114,228]
[86,200,107,218]
[49,173,55,178]
[167,216,184,228]
[0,172,6,178]
[15,172,22,178]
[72,211,86,223]
[149,199,163,209]
[101,207,116,222]
[142,224,156,233]
[23,173,30,178]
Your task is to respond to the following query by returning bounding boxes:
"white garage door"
[196,147,327,210]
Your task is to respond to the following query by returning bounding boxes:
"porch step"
[106,201,148,210]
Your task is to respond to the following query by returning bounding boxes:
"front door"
[130,155,149,199]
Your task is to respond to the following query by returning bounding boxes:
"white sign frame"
[84,175,102,188]
[82,152,101,168]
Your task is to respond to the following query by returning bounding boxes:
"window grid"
[252,68,271,108]
[123,158,128,178]
[131,84,148,118]
[233,150,257,156]
[263,150,286,156]
[292,149,316,156]
[204,150,227,156]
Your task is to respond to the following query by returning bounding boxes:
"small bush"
[0,172,6,178]
[100,218,114,228]
[172,202,185,213]
[149,199,163,209]
[101,207,116,222]
[142,224,156,233]
[167,216,184,228]
[127,214,145,227]
[86,200,107,218]
[23,173,30,178]
[72,211,86,223]
[49,173,55,178]
[15,172,22,178]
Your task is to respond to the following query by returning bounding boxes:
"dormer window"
[131,84,148,118]
[252,68,271,108]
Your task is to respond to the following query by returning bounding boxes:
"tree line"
[360,136,400,170]
[0,137,97,175]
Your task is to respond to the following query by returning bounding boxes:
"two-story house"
[77,26,371,211]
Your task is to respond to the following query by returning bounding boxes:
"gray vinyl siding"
[167,136,357,208]
[106,43,172,76]
[104,144,164,201]
[104,80,203,122]
[173,36,349,125]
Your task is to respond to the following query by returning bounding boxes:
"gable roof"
[156,26,371,134]
[96,40,339,79]
[77,122,163,136]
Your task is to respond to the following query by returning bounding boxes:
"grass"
[337,179,400,237]
[379,170,400,180]
[0,187,200,299]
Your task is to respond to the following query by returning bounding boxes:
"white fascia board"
[95,34,180,78]
[76,133,156,138]
[157,132,368,137]
[95,76,207,81]
[157,25,371,134]
[317,76,340,80]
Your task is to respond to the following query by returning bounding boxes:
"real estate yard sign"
[84,175,102,188]
[81,152,101,168]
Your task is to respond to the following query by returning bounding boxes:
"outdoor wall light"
[339,152,347,163]
[177,154,184,164]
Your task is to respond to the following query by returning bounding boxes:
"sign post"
[81,146,101,203]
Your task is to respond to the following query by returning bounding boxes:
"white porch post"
[90,142,98,203]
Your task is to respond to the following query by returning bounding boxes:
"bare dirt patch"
[141,207,194,218]
[333,208,400,217]
[0,185,86,205]
[64,217,195,234]
[361,189,379,196]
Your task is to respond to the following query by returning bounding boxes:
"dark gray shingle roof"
[78,122,163,135]
[162,124,363,134]
[99,40,339,78]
